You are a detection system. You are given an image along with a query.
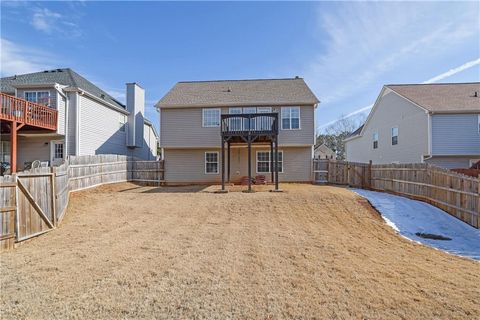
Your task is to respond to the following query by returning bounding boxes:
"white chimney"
[126,83,145,148]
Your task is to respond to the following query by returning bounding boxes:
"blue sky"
[1,1,479,133]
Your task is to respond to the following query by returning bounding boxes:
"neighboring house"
[156,77,319,184]
[0,68,158,172]
[314,143,336,160]
[345,83,480,169]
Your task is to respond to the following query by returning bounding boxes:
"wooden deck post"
[227,142,231,183]
[221,139,225,191]
[270,141,274,184]
[10,121,17,173]
[247,135,252,192]
[274,136,279,191]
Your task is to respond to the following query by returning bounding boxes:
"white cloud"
[422,58,480,84]
[306,2,479,107]
[31,8,62,33]
[30,7,82,37]
[317,57,480,131]
[0,38,55,76]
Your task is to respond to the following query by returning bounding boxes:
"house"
[0,68,158,173]
[156,77,319,186]
[345,83,480,169]
[314,143,336,160]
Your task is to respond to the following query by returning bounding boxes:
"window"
[229,108,242,131]
[24,91,50,106]
[256,151,283,173]
[119,115,126,132]
[373,132,379,149]
[281,107,300,130]
[243,107,256,130]
[391,127,398,145]
[478,115,480,134]
[202,108,220,127]
[54,143,64,159]
[257,107,272,130]
[205,152,219,174]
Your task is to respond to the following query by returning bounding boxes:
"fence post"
[368,160,372,190]
[50,166,56,227]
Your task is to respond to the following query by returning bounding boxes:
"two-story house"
[156,78,319,186]
[0,68,158,173]
[345,83,480,169]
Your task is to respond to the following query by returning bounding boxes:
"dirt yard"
[1,183,479,319]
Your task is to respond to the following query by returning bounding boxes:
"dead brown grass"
[1,183,479,319]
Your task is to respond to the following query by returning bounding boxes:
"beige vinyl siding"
[345,90,429,163]
[160,105,315,148]
[17,136,52,170]
[164,146,311,184]
[78,95,128,155]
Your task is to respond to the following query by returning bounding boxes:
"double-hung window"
[205,152,219,174]
[256,151,283,173]
[257,107,272,130]
[281,107,300,130]
[391,127,398,145]
[202,108,220,127]
[243,107,257,130]
[229,107,242,131]
[373,132,379,149]
[25,91,50,106]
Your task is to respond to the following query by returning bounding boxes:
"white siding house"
[1,69,158,170]
[345,83,480,169]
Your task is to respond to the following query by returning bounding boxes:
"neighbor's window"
[243,107,257,130]
[257,107,272,130]
[373,132,379,149]
[54,143,64,159]
[205,152,219,174]
[25,91,50,106]
[202,108,221,127]
[281,107,300,130]
[256,151,283,173]
[119,115,126,132]
[391,127,398,145]
[229,107,243,131]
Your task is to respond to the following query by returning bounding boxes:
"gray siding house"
[1,69,158,171]
[345,83,480,169]
[156,78,319,184]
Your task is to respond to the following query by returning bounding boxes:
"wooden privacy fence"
[0,155,164,250]
[313,159,479,229]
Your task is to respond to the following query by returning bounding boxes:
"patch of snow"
[352,189,480,261]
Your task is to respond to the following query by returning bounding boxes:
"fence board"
[313,159,479,228]
[0,155,164,251]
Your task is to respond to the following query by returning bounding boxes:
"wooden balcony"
[221,113,278,138]
[0,93,58,131]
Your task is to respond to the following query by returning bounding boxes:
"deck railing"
[0,93,57,130]
[221,113,278,136]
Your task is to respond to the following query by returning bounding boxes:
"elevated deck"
[221,113,278,143]
[0,93,58,131]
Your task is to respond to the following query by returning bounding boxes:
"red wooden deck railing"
[0,93,57,130]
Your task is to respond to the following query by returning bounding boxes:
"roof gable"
[1,68,125,109]
[386,83,480,113]
[157,78,319,108]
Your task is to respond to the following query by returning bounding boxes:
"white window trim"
[24,91,50,105]
[50,140,64,162]
[256,150,284,174]
[281,107,301,130]
[373,132,379,150]
[204,151,219,174]
[202,108,221,128]
[391,126,399,145]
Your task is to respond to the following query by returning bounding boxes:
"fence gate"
[15,172,55,241]
[313,160,329,183]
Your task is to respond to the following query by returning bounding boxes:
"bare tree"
[316,113,366,160]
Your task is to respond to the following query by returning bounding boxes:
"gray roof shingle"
[157,78,319,108]
[1,68,125,109]
[386,82,480,113]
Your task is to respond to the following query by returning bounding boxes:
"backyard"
[0,183,479,319]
